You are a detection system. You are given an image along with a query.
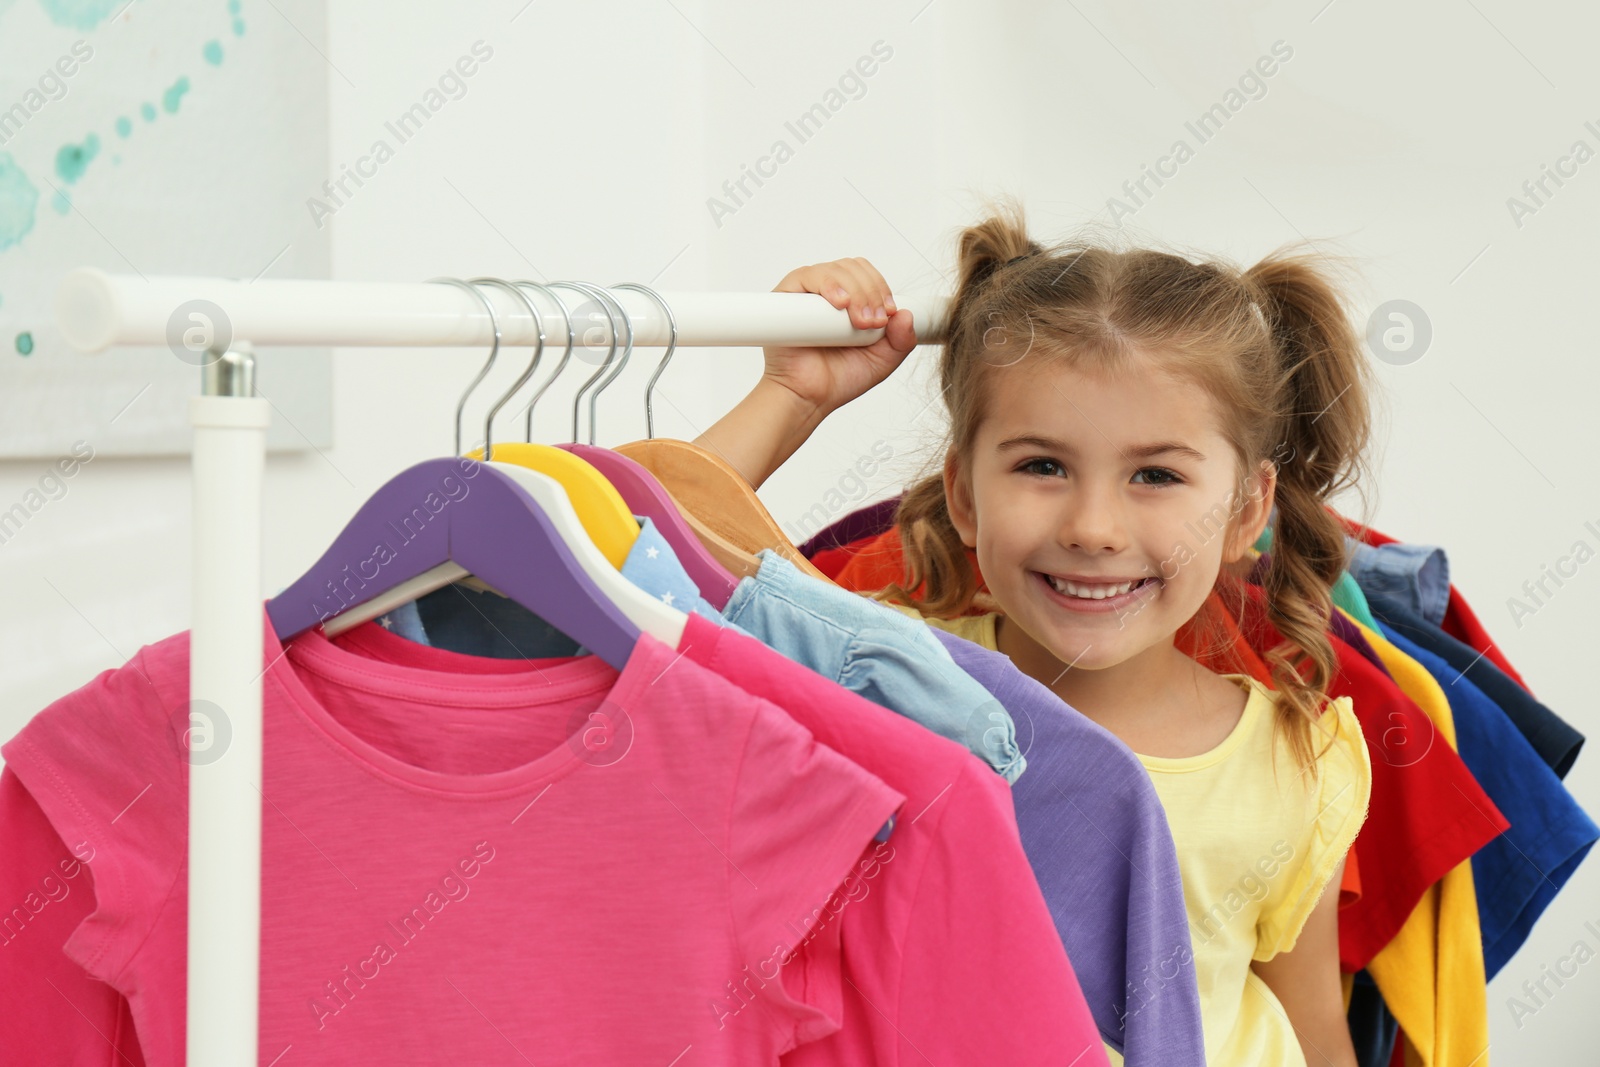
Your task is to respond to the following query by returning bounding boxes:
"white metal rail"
[56,268,950,351]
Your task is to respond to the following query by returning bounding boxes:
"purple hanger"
[267,458,640,669]
[560,443,740,610]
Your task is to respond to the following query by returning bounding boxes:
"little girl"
[701,210,1373,1066]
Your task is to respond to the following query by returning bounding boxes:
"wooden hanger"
[614,438,833,585]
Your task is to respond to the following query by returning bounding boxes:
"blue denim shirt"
[723,551,1024,783]
[1345,537,1451,627]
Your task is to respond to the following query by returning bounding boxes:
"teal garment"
[724,551,1026,784]
[1252,526,1380,630]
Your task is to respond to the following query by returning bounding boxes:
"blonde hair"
[883,204,1375,770]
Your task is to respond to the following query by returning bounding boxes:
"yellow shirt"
[1349,618,1491,1067]
[903,608,1372,1065]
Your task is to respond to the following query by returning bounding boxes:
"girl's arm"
[695,259,916,489]
[1251,856,1359,1067]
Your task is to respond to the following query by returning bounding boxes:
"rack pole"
[55,268,950,351]
[187,346,270,1067]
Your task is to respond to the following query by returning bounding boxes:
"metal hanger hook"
[582,287,640,445]
[431,277,501,458]
[510,281,575,443]
[551,281,627,444]
[469,277,546,460]
[613,283,677,439]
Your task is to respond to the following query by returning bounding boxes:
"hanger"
[266,458,644,668]
[456,277,639,569]
[637,281,676,442]
[558,283,741,608]
[485,461,686,648]
[445,277,683,644]
[438,276,501,460]
[272,277,688,658]
[462,276,680,646]
[469,277,550,461]
[515,279,575,444]
[614,433,832,584]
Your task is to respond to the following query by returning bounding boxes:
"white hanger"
[488,461,687,648]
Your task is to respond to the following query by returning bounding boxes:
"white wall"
[2,0,1596,1058]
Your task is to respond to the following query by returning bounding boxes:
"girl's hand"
[696,258,917,490]
[763,258,917,418]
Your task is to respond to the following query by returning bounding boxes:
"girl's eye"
[1018,458,1065,478]
[1015,459,1185,485]
[1132,467,1183,487]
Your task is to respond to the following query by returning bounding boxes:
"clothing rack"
[55,267,950,1067]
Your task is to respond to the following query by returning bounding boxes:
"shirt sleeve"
[1256,696,1372,960]
[841,626,1025,783]
[0,768,149,1067]
[726,695,905,1050]
[0,641,189,988]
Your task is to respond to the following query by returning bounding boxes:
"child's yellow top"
[903,609,1372,1065]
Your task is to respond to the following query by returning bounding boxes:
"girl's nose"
[1057,481,1128,554]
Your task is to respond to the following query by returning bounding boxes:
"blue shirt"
[723,551,1024,783]
[1375,623,1597,978]
[1346,539,1451,627]
[1365,596,1584,781]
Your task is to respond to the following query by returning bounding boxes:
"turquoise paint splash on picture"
[0,154,39,251]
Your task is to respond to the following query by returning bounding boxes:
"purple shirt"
[929,628,1204,1066]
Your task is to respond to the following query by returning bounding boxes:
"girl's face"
[946,356,1274,674]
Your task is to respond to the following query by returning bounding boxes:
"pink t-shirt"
[0,609,903,1066]
[340,615,1109,1067]
[0,767,150,1066]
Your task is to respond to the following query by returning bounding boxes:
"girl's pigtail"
[1245,252,1375,766]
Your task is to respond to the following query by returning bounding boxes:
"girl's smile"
[1033,570,1162,614]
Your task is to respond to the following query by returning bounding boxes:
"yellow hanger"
[465,441,639,569]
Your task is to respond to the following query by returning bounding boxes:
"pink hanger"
[561,443,740,609]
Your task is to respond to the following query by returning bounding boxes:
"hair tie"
[1004,253,1033,268]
